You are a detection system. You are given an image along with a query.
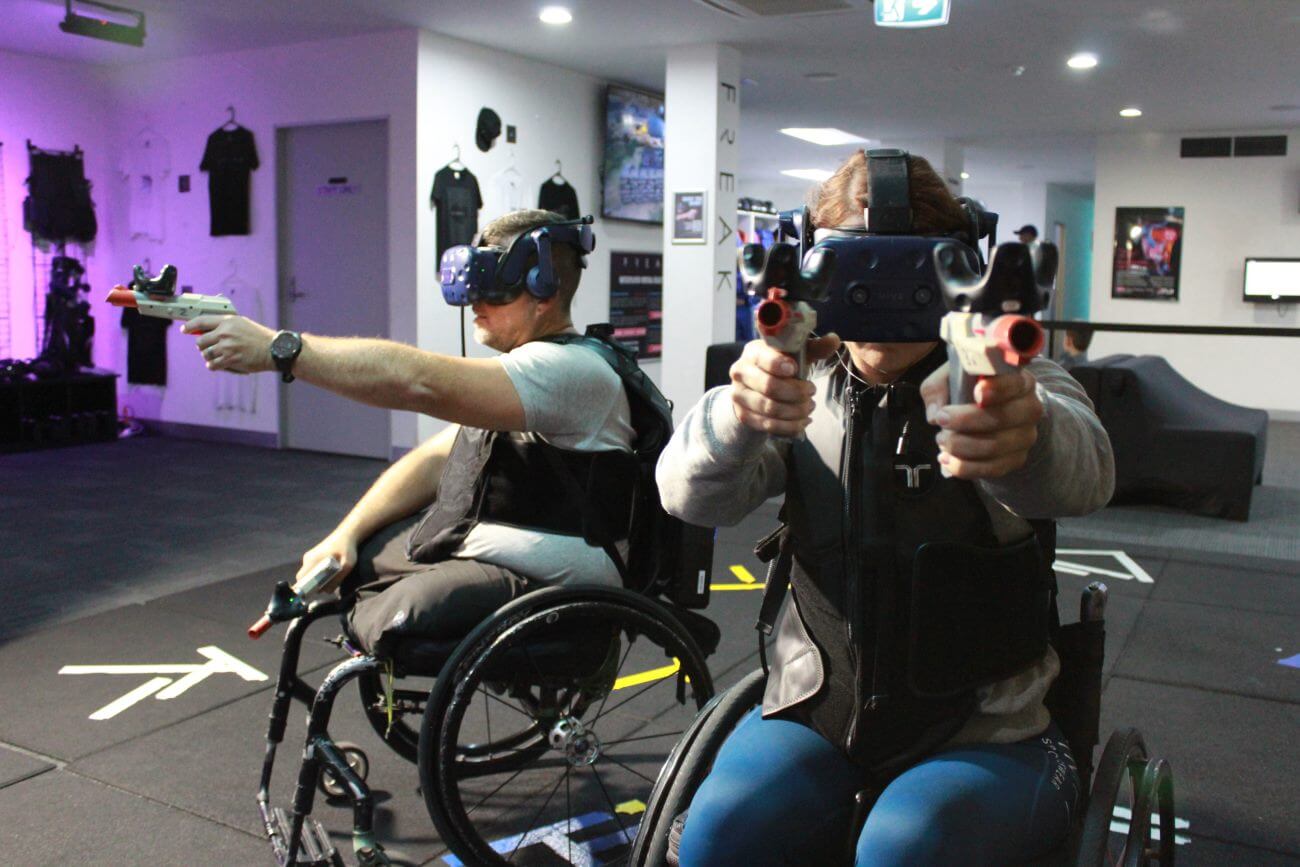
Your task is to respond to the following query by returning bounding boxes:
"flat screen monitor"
[1243,258,1300,303]
[601,85,664,224]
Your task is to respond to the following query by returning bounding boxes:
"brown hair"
[809,150,968,236]
[479,209,582,313]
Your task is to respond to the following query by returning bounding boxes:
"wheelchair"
[628,582,1177,867]
[253,575,721,866]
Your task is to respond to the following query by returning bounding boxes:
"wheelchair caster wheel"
[318,742,369,799]
[356,843,392,866]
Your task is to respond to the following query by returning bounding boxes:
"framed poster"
[1112,207,1184,300]
[608,251,663,360]
[672,191,707,244]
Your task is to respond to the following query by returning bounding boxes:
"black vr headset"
[743,148,1025,342]
[440,215,596,306]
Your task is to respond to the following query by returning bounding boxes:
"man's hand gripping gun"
[740,242,835,378]
[932,241,1056,405]
[105,264,237,329]
[248,557,343,639]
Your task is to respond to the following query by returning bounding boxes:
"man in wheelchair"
[654,150,1116,866]
[190,210,724,866]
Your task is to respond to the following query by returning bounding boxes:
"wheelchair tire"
[1076,727,1172,867]
[628,668,767,867]
[419,586,714,867]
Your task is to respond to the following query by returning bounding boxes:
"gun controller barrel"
[247,556,343,639]
[755,288,818,379]
[106,286,236,322]
[939,312,1044,405]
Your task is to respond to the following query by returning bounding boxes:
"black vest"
[763,346,1055,772]
[406,425,636,568]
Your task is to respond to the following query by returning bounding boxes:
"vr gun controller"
[248,556,343,639]
[741,243,834,379]
[933,241,1051,405]
[105,264,237,329]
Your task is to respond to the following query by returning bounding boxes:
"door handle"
[286,277,307,302]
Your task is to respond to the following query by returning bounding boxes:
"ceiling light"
[539,6,572,25]
[60,0,146,47]
[804,72,838,82]
[1119,107,1143,118]
[780,128,870,146]
[960,171,970,179]
[781,169,833,182]
[1067,52,1099,70]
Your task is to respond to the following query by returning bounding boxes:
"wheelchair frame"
[255,584,718,867]
[628,582,1177,867]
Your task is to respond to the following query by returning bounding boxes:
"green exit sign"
[875,0,951,28]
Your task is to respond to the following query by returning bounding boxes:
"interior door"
[278,121,390,458]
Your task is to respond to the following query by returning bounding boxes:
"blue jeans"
[677,707,1080,866]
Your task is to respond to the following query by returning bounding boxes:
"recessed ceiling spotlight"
[539,6,573,25]
[1012,65,1026,77]
[782,169,834,182]
[960,171,970,179]
[1119,107,1143,118]
[780,128,870,146]
[804,72,838,82]
[1067,52,1099,70]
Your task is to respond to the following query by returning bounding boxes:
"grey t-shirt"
[450,335,635,585]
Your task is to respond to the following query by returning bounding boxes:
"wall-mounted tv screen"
[602,85,665,224]
[1243,258,1300,303]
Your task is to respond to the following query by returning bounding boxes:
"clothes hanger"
[222,105,240,131]
[447,143,465,171]
[550,159,567,184]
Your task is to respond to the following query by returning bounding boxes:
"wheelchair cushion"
[385,627,618,683]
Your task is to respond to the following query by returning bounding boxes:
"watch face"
[271,331,300,361]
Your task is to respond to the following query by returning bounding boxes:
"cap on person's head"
[476,107,502,152]
[1016,224,1038,238]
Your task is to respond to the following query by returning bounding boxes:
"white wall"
[1090,129,1300,416]
[961,178,1047,244]
[0,50,116,363]
[414,30,661,442]
[102,29,421,442]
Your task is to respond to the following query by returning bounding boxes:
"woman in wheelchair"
[654,150,1116,866]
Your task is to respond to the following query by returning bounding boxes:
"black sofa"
[704,341,746,390]
[1069,354,1268,521]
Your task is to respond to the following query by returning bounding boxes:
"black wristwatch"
[270,330,303,383]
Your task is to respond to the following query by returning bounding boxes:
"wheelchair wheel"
[1077,727,1175,866]
[629,668,767,867]
[420,586,714,867]
[318,741,369,800]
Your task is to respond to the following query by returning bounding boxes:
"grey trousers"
[342,515,538,658]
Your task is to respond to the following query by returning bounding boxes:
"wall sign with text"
[609,251,663,360]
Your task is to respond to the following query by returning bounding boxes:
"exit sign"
[875,0,951,28]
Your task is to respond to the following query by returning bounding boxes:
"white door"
[277,121,390,458]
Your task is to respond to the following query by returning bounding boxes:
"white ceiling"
[4,0,1299,188]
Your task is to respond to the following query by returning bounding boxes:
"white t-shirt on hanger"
[489,165,524,221]
[120,129,171,242]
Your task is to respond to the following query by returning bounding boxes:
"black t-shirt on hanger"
[538,178,580,220]
[200,126,259,236]
[431,166,482,260]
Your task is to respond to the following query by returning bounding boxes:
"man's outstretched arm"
[183,315,525,431]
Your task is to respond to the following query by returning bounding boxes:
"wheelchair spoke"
[464,764,532,818]
[597,751,657,786]
[588,764,635,850]
[601,729,687,748]
[508,765,569,863]
[587,675,673,726]
[566,762,573,866]
[589,638,636,724]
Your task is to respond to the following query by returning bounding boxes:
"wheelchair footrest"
[269,806,336,866]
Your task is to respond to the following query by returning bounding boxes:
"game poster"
[671,192,706,244]
[1112,207,1184,300]
[608,251,663,360]
[602,86,665,224]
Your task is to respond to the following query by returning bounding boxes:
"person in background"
[1015,223,1039,245]
[1058,323,1094,370]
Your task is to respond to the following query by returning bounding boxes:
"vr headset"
[440,215,596,306]
[743,148,1038,342]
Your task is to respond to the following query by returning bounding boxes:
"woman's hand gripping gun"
[933,241,1055,405]
[741,243,835,379]
[105,264,237,331]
